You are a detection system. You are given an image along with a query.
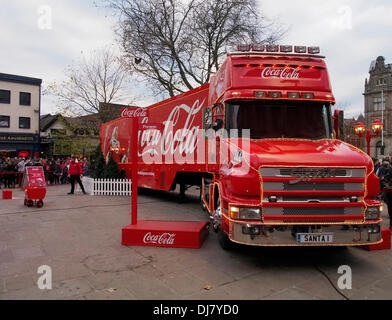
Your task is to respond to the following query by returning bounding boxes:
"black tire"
[218,228,234,250]
[37,200,44,208]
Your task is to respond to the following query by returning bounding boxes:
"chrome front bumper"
[229,221,382,246]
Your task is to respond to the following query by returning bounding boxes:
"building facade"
[364,56,392,158]
[0,73,42,158]
[40,114,100,158]
[343,114,365,150]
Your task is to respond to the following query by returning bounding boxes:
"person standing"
[382,165,392,230]
[68,156,87,195]
[377,158,391,191]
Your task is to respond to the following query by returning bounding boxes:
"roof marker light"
[308,46,320,54]
[237,44,251,52]
[252,44,265,51]
[266,44,279,52]
[288,92,300,99]
[269,92,282,98]
[255,91,267,98]
[280,45,293,52]
[303,92,315,99]
[294,46,307,53]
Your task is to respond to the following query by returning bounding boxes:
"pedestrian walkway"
[0,185,391,300]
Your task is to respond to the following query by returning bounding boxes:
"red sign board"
[18,150,29,158]
[23,167,46,188]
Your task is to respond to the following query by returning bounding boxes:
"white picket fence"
[77,177,132,196]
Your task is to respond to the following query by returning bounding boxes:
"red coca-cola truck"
[100,44,383,249]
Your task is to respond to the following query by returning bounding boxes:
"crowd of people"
[0,156,90,189]
[374,157,392,229]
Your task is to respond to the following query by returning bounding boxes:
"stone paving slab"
[0,184,391,300]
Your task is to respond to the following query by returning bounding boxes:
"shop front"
[0,133,40,159]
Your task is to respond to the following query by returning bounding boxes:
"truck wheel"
[37,200,44,208]
[218,228,234,250]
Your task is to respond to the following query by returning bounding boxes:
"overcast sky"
[0,0,391,118]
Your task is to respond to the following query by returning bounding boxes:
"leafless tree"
[106,0,286,97]
[45,47,130,115]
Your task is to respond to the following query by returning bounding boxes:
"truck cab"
[202,45,382,249]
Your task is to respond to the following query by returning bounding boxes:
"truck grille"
[263,182,363,192]
[279,168,347,177]
[263,207,362,216]
[261,167,366,222]
[261,167,365,178]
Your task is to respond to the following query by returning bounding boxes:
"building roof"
[63,113,101,129]
[40,114,60,132]
[0,73,42,86]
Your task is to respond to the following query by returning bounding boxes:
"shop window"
[0,90,11,104]
[19,117,31,129]
[19,92,31,106]
[0,115,10,127]
[50,128,66,136]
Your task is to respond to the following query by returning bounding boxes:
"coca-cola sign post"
[122,220,209,249]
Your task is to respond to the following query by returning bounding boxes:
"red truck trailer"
[100,44,383,249]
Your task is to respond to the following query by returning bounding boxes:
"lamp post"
[354,119,384,156]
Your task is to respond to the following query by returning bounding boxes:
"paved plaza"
[0,185,391,300]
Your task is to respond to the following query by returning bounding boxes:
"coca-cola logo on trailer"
[121,107,148,118]
[143,232,176,245]
[261,67,300,80]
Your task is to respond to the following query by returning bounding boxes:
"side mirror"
[213,118,223,131]
[333,109,344,140]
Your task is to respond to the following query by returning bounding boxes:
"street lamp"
[354,119,384,155]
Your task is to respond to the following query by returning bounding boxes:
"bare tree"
[45,47,130,115]
[106,0,286,97]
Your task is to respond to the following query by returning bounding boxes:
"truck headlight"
[230,206,261,220]
[365,206,382,220]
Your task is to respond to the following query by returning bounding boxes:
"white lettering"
[121,108,148,118]
[337,265,352,290]
[261,67,300,80]
[143,232,176,245]
[37,265,52,290]
[37,5,52,30]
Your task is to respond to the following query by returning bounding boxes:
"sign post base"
[122,220,209,249]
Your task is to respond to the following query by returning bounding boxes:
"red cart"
[23,167,47,208]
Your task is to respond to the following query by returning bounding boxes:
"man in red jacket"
[68,156,87,195]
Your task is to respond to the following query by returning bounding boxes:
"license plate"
[297,233,334,244]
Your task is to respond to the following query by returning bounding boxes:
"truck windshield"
[225,100,332,139]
